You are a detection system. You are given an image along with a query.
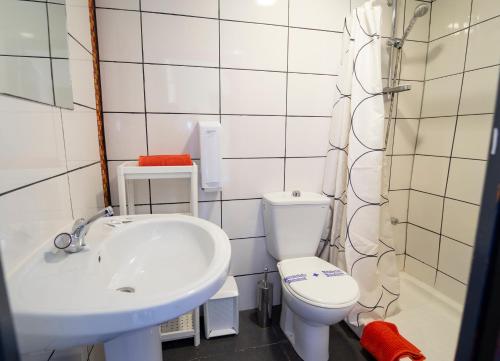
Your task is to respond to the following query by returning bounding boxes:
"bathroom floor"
[162,307,374,361]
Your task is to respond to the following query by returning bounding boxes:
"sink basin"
[7,214,231,360]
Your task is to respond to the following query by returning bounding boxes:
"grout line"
[44,2,56,106]
[407,222,474,248]
[425,63,500,83]
[138,0,153,214]
[0,162,101,198]
[428,13,500,43]
[0,53,69,60]
[283,0,290,191]
[405,254,468,286]
[59,107,75,219]
[99,59,339,77]
[433,0,476,284]
[409,188,481,206]
[218,0,223,229]
[234,271,278,278]
[101,111,337,118]
[402,0,433,270]
[67,33,93,56]
[73,102,97,111]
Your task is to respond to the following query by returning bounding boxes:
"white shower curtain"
[321,2,400,326]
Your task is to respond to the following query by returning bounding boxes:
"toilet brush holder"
[256,268,273,328]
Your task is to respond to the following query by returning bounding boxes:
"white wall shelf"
[117,161,198,217]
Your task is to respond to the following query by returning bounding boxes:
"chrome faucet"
[54,206,114,253]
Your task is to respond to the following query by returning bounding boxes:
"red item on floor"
[138,154,193,166]
[360,321,426,361]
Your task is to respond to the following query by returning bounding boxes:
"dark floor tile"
[199,344,290,361]
[162,308,286,361]
[162,308,374,361]
[329,322,375,361]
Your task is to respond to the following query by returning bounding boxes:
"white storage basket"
[203,276,239,339]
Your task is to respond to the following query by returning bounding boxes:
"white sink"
[7,214,231,361]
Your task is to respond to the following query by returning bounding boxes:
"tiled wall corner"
[403,0,498,304]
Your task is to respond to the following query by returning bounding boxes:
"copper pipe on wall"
[87,0,111,206]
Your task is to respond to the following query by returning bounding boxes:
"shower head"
[396,3,430,48]
[413,3,429,17]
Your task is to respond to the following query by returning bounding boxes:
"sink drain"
[116,286,135,293]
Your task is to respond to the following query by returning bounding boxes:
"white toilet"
[262,191,360,361]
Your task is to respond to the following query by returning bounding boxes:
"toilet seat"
[278,257,359,309]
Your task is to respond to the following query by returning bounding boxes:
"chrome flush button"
[292,190,301,197]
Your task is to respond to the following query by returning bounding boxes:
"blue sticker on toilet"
[322,270,346,277]
[284,273,307,284]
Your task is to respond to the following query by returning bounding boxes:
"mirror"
[0,0,74,109]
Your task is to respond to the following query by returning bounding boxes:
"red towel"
[138,154,193,166]
[360,321,425,361]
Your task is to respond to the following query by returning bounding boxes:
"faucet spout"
[55,206,114,253]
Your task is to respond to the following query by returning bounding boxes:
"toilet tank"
[262,191,330,261]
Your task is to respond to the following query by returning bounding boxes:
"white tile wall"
[222,158,284,200]
[220,0,288,25]
[288,28,342,75]
[289,0,350,32]
[426,30,468,80]
[459,65,500,115]
[285,158,326,193]
[222,116,286,158]
[287,73,337,116]
[1,4,104,358]
[395,80,424,118]
[446,158,486,204]
[96,0,139,10]
[141,0,218,18]
[0,98,66,194]
[438,236,473,283]
[401,1,497,303]
[145,65,219,113]
[400,41,427,81]
[392,119,418,155]
[143,14,219,67]
[220,21,287,71]
[286,117,330,157]
[465,17,500,71]
[411,156,449,195]
[406,225,440,267]
[62,105,100,170]
[100,62,144,112]
[1,11,103,361]
[405,256,436,286]
[415,117,455,156]
[229,237,277,275]
[421,75,462,117]
[408,191,443,233]
[104,113,147,160]
[429,0,471,41]
[96,9,141,62]
[453,115,494,160]
[222,199,265,239]
[471,0,500,24]
[221,69,286,115]
[147,114,219,158]
[442,199,480,246]
[435,272,467,304]
[389,156,413,189]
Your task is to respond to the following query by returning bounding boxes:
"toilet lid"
[278,257,359,308]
